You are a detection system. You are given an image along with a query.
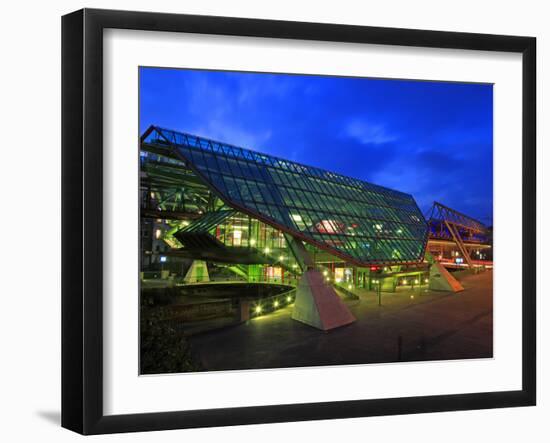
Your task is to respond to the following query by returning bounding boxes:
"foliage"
[140,301,202,374]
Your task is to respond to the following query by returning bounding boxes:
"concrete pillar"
[237,300,250,323]
[183,260,210,284]
[429,261,464,292]
[292,269,355,331]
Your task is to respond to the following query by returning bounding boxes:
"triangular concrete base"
[292,270,356,331]
[429,261,464,292]
[183,260,210,283]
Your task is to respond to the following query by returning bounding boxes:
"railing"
[333,283,360,300]
[247,287,296,318]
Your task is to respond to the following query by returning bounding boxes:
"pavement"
[188,271,493,371]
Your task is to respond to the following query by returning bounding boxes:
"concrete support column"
[292,269,355,331]
[429,261,464,292]
[183,260,210,284]
[237,300,250,323]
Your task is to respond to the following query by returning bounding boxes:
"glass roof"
[141,125,428,265]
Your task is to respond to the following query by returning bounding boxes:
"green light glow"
[143,126,428,266]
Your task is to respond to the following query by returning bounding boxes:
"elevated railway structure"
[426,202,492,269]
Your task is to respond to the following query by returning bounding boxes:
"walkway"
[188,271,493,371]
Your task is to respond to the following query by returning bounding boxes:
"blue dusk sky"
[140,67,493,225]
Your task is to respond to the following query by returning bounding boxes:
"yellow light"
[273,301,279,308]
[410,295,414,299]
[286,296,292,302]
[264,247,270,254]
[414,279,419,284]
[155,228,162,239]
[292,264,298,269]
[348,284,352,290]
[383,267,388,272]
[425,278,429,283]
[323,270,328,276]
[279,255,284,261]
[402,280,407,285]
[250,238,256,246]
[233,229,242,246]
[255,305,262,314]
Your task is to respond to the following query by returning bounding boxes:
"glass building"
[141,125,429,267]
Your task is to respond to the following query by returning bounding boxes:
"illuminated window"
[233,229,242,246]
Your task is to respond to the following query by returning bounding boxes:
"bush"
[140,305,202,374]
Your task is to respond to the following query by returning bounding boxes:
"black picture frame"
[61,8,536,435]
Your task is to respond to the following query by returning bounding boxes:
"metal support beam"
[283,233,315,272]
[444,220,474,268]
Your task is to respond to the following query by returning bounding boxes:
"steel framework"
[427,202,490,268]
[141,125,429,266]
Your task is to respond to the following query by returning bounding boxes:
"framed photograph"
[61,8,536,435]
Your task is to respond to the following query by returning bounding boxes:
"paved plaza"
[189,271,493,371]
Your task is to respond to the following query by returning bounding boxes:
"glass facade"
[142,126,429,265]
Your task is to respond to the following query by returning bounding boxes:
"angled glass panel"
[144,126,428,264]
